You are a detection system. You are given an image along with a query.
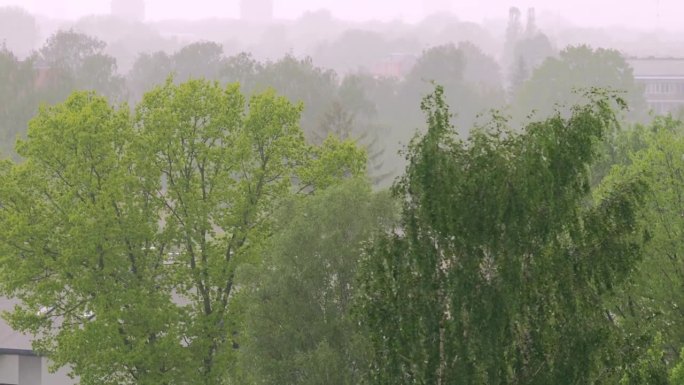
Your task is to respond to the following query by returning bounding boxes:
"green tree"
[508,32,554,95]
[127,51,173,102]
[509,56,529,96]
[127,42,231,104]
[315,75,396,186]
[172,41,225,82]
[619,333,669,385]
[238,179,396,385]
[127,42,226,103]
[398,43,505,138]
[603,117,684,368]
[219,53,263,96]
[0,79,366,385]
[459,41,504,92]
[0,30,125,158]
[255,55,338,138]
[513,33,554,73]
[513,45,646,123]
[38,30,125,101]
[357,86,647,384]
[0,47,37,157]
[672,349,684,384]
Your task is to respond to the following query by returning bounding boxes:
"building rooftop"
[628,58,684,79]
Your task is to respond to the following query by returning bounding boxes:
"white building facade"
[0,298,75,385]
[628,58,684,115]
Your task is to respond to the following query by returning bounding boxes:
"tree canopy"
[513,45,646,122]
[3,16,684,384]
[357,86,648,384]
[601,117,684,376]
[238,179,396,385]
[0,47,37,157]
[0,79,366,385]
[38,30,125,101]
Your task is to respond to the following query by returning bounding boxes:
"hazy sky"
[0,0,677,30]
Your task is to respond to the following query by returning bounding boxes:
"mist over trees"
[0,6,39,58]
[2,3,684,385]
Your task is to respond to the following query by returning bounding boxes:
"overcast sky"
[0,0,676,30]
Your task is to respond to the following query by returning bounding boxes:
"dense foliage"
[602,117,684,378]
[238,179,396,385]
[3,14,684,385]
[357,87,648,384]
[513,45,646,122]
[0,79,365,385]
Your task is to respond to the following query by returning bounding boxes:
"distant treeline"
[2,8,684,384]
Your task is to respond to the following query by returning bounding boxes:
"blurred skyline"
[0,0,677,31]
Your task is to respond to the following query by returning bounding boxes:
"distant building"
[371,53,417,80]
[628,58,684,115]
[110,0,145,22]
[0,298,75,385]
[240,0,273,22]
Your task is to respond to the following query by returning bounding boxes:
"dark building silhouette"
[240,0,274,22]
[111,0,145,22]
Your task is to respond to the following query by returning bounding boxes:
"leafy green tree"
[603,117,684,367]
[38,30,125,101]
[513,33,555,73]
[619,333,669,385]
[508,33,554,95]
[0,47,37,157]
[509,56,529,96]
[341,74,404,184]
[255,55,338,138]
[459,41,504,92]
[513,45,646,122]
[172,41,225,82]
[127,51,173,102]
[0,79,366,385]
[672,349,684,384]
[398,43,505,138]
[0,30,125,158]
[238,179,396,385]
[40,30,107,71]
[315,75,395,186]
[357,86,647,384]
[127,42,228,103]
[219,53,263,96]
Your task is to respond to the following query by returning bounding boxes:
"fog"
[0,0,678,29]
[5,0,684,384]
[0,0,680,168]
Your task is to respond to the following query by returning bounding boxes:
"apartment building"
[628,57,684,115]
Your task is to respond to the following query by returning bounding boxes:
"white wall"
[41,358,76,385]
[0,354,19,384]
[18,355,41,385]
